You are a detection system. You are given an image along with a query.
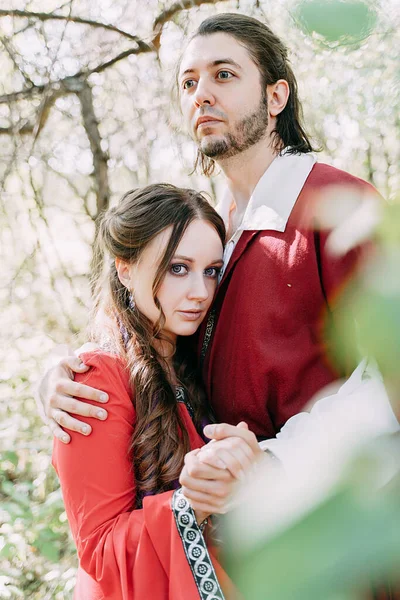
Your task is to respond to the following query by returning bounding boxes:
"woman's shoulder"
[76,350,132,397]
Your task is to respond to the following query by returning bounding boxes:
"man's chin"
[200,138,230,159]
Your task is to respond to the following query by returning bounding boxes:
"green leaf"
[35,540,60,562]
[1,481,31,508]
[1,451,19,467]
[293,0,377,44]
[0,543,15,559]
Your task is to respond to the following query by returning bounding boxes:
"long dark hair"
[91,183,225,507]
[180,13,316,176]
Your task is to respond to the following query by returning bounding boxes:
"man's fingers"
[60,355,90,375]
[51,409,92,436]
[50,391,108,420]
[48,419,71,444]
[54,379,108,404]
[203,422,259,453]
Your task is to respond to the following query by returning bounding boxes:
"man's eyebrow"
[180,58,242,78]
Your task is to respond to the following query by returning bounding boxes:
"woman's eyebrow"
[172,255,224,265]
[172,255,194,262]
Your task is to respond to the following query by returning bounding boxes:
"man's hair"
[191,13,316,176]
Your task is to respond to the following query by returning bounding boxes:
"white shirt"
[216,151,316,276]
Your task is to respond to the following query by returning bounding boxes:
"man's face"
[178,32,269,160]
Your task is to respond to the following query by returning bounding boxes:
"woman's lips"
[177,310,203,321]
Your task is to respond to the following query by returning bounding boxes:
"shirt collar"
[216,151,317,237]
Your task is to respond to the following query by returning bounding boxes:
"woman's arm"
[52,351,202,600]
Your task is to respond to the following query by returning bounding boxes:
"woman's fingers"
[198,437,254,478]
[198,446,251,480]
[182,450,231,481]
[181,487,228,513]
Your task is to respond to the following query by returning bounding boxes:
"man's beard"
[199,91,269,160]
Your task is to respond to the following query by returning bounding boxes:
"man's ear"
[267,79,290,117]
[115,258,132,289]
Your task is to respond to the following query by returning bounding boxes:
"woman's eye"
[170,264,188,276]
[204,267,220,279]
[183,79,196,90]
[217,71,233,80]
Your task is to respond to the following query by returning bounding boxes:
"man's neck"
[217,137,278,212]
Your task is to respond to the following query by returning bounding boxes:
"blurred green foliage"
[0,374,78,598]
[226,438,400,600]
[294,0,378,45]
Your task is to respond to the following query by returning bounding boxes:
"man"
[39,13,398,598]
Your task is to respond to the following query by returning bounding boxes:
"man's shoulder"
[306,162,379,195]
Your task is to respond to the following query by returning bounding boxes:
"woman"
[53,183,261,600]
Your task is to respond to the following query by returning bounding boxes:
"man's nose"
[193,78,215,108]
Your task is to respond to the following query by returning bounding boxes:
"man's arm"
[38,349,109,444]
[259,358,400,473]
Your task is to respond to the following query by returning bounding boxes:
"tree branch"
[153,0,227,29]
[0,0,226,105]
[0,35,35,87]
[0,45,153,105]
[0,122,34,135]
[77,81,110,218]
[81,43,154,77]
[0,9,146,44]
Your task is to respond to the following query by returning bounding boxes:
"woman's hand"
[180,423,263,518]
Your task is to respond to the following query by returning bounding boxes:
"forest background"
[0,0,399,598]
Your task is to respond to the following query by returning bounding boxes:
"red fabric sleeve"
[52,351,200,600]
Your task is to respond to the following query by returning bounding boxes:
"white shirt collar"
[217,151,317,238]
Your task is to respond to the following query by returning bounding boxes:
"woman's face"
[117,218,224,341]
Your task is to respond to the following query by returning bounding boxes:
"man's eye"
[217,71,233,80]
[183,79,196,90]
[170,264,188,275]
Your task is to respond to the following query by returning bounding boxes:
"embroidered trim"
[172,488,225,600]
[176,386,195,421]
[200,308,216,366]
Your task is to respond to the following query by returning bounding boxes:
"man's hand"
[180,423,263,517]
[198,422,263,477]
[39,354,109,444]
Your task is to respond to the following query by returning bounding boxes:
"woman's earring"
[128,292,136,310]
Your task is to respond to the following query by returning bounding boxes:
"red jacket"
[53,352,229,600]
[200,163,377,437]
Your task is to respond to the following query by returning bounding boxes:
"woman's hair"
[177,13,317,176]
[91,183,225,507]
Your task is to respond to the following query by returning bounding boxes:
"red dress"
[52,351,227,600]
